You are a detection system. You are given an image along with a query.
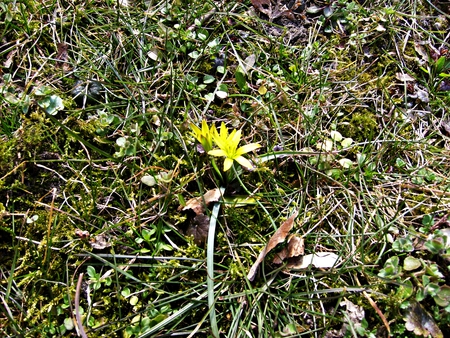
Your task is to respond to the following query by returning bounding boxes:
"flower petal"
[190,123,201,138]
[223,158,234,171]
[234,156,254,169]
[230,129,241,150]
[235,143,261,156]
[219,122,228,140]
[208,149,227,157]
[212,125,227,150]
[201,120,209,135]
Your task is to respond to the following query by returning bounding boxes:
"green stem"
[207,186,225,338]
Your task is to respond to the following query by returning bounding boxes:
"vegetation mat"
[1,0,450,337]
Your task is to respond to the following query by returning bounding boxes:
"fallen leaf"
[141,175,157,187]
[404,301,443,338]
[273,235,304,264]
[395,72,415,82]
[90,233,111,250]
[414,42,429,63]
[287,235,304,257]
[286,252,339,269]
[3,49,16,68]
[247,211,298,281]
[56,43,70,71]
[75,228,90,239]
[340,298,365,323]
[439,80,450,91]
[186,214,210,245]
[180,188,221,215]
[250,0,294,21]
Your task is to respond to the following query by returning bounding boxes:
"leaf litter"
[178,188,222,245]
[248,210,298,281]
[248,210,340,280]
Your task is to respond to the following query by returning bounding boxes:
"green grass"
[1,0,450,337]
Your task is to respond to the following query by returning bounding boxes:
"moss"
[0,137,17,173]
[338,109,379,142]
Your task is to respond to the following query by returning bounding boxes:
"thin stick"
[75,273,88,338]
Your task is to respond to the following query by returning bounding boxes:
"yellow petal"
[212,133,226,150]
[235,156,254,169]
[230,129,242,150]
[210,124,217,136]
[235,143,261,156]
[201,120,209,135]
[190,123,201,138]
[219,122,228,139]
[223,158,234,171]
[208,149,227,157]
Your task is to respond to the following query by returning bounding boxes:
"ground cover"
[1,0,450,337]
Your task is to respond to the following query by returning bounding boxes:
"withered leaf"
[247,210,298,281]
[75,228,90,239]
[186,214,210,245]
[273,234,304,264]
[250,0,294,21]
[286,252,339,269]
[439,80,450,91]
[440,120,450,136]
[56,43,70,71]
[395,72,415,82]
[340,298,365,324]
[180,188,221,215]
[287,235,304,257]
[4,49,16,69]
[404,301,443,338]
[90,233,112,250]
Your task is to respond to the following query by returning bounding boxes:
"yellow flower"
[208,122,261,171]
[190,120,216,153]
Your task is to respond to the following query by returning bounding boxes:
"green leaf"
[121,287,131,297]
[64,318,74,331]
[35,86,53,96]
[435,56,447,74]
[330,130,342,142]
[341,137,353,147]
[188,51,200,59]
[203,75,215,84]
[235,71,247,90]
[38,95,64,115]
[338,158,353,168]
[204,92,215,101]
[87,266,96,278]
[130,295,139,306]
[403,256,421,271]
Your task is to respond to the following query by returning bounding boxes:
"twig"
[75,273,88,338]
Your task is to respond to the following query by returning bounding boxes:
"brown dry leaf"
[395,73,415,82]
[185,214,210,245]
[404,301,443,338]
[3,49,16,69]
[287,235,304,257]
[414,42,429,63]
[247,210,298,281]
[250,0,294,21]
[273,234,304,264]
[90,233,112,250]
[56,43,70,71]
[180,188,221,215]
[286,252,339,269]
[341,298,365,328]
